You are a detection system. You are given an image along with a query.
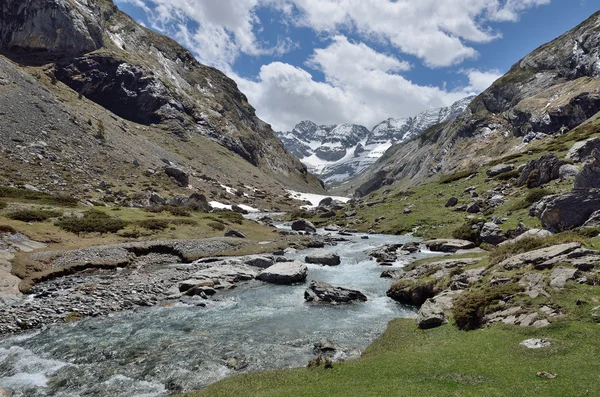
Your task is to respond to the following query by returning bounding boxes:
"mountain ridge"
[277,96,474,184]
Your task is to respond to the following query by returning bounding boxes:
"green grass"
[0,186,78,207]
[180,319,600,397]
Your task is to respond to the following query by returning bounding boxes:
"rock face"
[278,97,473,184]
[0,0,324,203]
[256,262,308,285]
[304,280,367,304]
[0,0,105,54]
[516,154,564,188]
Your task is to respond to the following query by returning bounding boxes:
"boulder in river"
[305,253,341,266]
[304,280,367,304]
[256,262,308,285]
[291,219,317,233]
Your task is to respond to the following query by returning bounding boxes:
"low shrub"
[217,211,244,225]
[137,219,169,231]
[452,219,484,245]
[487,153,523,167]
[145,205,191,217]
[439,170,476,184]
[509,188,552,211]
[55,209,127,234]
[0,225,16,233]
[7,209,62,222]
[495,170,521,181]
[0,200,6,210]
[452,283,523,330]
[207,222,226,231]
[0,186,78,207]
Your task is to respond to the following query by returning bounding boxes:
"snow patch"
[286,190,350,209]
[209,201,259,213]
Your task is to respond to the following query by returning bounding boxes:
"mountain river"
[0,218,442,396]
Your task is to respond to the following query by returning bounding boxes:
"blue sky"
[115,0,599,131]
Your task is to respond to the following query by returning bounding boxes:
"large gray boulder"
[304,280,367,304]
[417,299,446,329]
[486,164,515,177]
[533,190,600,232]
[305,253,341,266]
[566,137,600,163]
[480,222,507,245]
[516,153,564,188]
[574,149,600,189]
[499,242,581,270]
[257,262,308,285]
[165,167,189,186]
[559,164,580,181]
[291,219,317,233]
[549,267,579,289]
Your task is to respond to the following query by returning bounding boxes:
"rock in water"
[305,254,341,266]
[256,262,308,285]
[291,219,317,233]
[423,239,475,253]
[304,280,367,304]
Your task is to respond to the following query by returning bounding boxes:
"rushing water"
[0,223,440,397]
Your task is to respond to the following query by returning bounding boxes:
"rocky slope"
[337,11,600,197]
[277,97,473,184]
[0,0,323,209]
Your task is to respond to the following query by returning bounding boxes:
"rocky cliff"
[0,0,323,208]
[341,11,600,197]
[277,97,473,184]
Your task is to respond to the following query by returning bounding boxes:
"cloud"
[115,0,551,131]
[236,37,476,131]
[461,68,504,92]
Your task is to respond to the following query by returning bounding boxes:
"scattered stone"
[256,262,308,285]
[314,338,337,353]
[304,280,367,304]
[533,319,551,328]
[536,371,557,379]
[318,197,333,207]
[445,197,458,207]
[345,210,357,217]
[466,202,481,213]
[243,255,274,269]
[305,253,341,266]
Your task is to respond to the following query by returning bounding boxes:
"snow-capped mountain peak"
[277,96,475,184]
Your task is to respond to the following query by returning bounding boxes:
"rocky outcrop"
[0,0,106,54]
[516,154,564,188]
[256,262,308,285]
[304,280,367,304]
[498,242,581,270]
